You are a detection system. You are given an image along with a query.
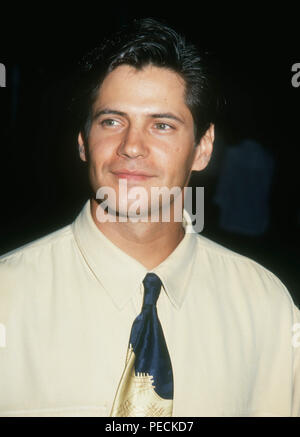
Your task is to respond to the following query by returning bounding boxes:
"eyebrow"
[93,108,126,120]
[93,108,184,124]
[149,113,184,124]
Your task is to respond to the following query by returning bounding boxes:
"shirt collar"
[72,200,197,311]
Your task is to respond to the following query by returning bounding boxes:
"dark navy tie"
[110,273,174,417]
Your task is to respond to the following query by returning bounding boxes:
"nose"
[117,125,148,159]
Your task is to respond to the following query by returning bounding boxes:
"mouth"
[111,169,155,181]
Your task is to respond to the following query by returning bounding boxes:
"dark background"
[0,5,299,304]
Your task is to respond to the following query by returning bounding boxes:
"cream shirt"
[0,200,299,417]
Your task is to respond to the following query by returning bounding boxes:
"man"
[0,18,299,417]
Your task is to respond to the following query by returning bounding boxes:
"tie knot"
[142,273,162,307]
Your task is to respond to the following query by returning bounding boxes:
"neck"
[90,198,185,270]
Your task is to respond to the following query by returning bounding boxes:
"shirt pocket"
[0,405,108,417]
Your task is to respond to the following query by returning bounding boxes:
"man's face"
[78,64,213,218]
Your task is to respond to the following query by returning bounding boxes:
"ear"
[191,124,214,172]
[78,132,87,162]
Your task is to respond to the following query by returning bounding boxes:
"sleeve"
[291,304,300,416]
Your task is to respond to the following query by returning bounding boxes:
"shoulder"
[0,225,79,323]
[0,225,74,274]
[193,233,297,311]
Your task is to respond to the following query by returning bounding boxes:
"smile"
[111,170,155,181]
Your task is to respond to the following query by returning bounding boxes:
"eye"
[154,123,174,131]
[100,119,121,127]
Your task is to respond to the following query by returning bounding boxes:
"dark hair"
[73,18,219,145]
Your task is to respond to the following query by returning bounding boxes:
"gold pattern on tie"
[110,273,174,417]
